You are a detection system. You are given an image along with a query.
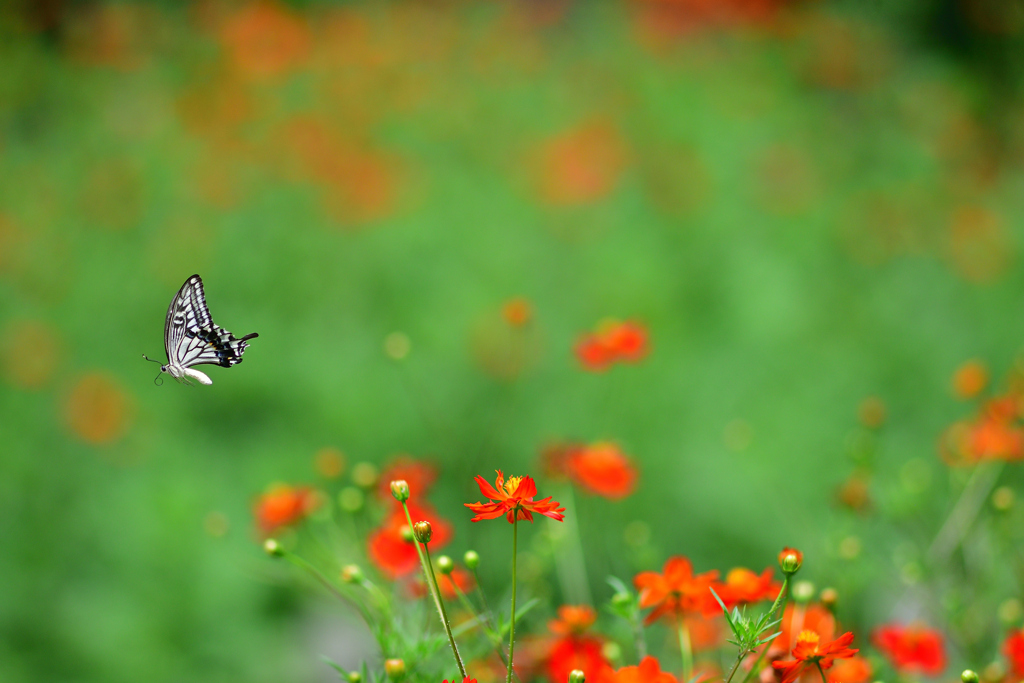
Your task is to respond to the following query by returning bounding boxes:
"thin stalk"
[400,503,467,679]
[815,662,828,683]
[552,485,592,605]
[678,620,693,683]
[452,581,521,683]
[280,550,376,625]
[507,517,519,683]
[632,612,648,662]
[928,461,1004,563]
[739,577,790,683]
[724,653,746,683]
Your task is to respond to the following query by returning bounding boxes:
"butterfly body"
[147,274,257,385]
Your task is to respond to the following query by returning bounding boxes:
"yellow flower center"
[503,475,523,496]
[797,630,821,657]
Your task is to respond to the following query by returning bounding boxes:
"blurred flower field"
[4,0,1024,681]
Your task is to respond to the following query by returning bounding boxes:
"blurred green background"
[4,0,1024,680]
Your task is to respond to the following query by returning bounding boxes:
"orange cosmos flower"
[442,679,477,683]
[871,623,946,676]
[770,603,837,659]
[608,656,678,683]
[253,484,319,536]
[544,605,612,683]
[826,655,873,683]
[953,360,988,399]
[565,442,639,499]
[634,556,721,624]
[367,503,453,578]
[772,631,858,683]
[465,471,565,523]
[1004,628,1024,678]
[717,567,781,609]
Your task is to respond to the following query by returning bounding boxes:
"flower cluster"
[574,319,649,371]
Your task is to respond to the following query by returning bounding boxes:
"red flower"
[367,503,453,579]
[565,442,639,499]
[634,556,721,624]
[253,484,319,536]
[442,679,477,683]
[871,624,946,676]
[574,320,650,371]
[826,656,873,683]
[608,656,678,683]
[772,631,858,683]
[716,567,780,609]
[465,471,565,523]
[1004,628,1024,678]
[549,605,598,636]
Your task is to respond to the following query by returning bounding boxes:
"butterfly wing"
[165,274,258,370]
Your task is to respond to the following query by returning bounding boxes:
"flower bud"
[347,673,362,683]
[263,539,283,557]
[778,547,803,575]
[611,592,632,609]
[819,587,838,611]
[384,658,406,680]
[962,671,979,683]
[437,555,454,574]
[792,580,815,604]
[413,520,432,543]
[400,525,414,543]
[569,670,586,683]
[464,550,480,570]
[390,479,410,503]
[341,564,363,584]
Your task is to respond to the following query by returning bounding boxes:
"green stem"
[815,661,829,683]
[452,581,521,683]
[400,503,467,679]
[507,517,519,683]
[552,485,592,605]
[724,652,746,683]
[632,611,648,662]
[678,620,693,683]
[739,577,790,683]
[928,461,1005,563]
[280,550,376,625]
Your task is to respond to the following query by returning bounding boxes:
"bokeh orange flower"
[717,567,780,609]
[564,442,638,499]
[826,655,873,683]
[1004,628,1024,678]
[368,503,453,579]
[634,556,720,624]
[465,471,565,523]
[871,623,946,676]
[607,655,678,683]
[253,484,319,536]
[220,1,311,80]
[543,605,612,683]
[64,372,132,445]
[575,320,650,372]
[410,567,475,601]
[535,120,627,206]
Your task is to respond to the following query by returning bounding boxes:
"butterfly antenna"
[142,354,161,364]
[153,371,163,386]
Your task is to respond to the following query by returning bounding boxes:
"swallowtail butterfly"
[143,274,258,385]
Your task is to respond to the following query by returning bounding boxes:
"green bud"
[962,671,979,683]
[819,587,838,611]
[464,550,480,570]
[390,479,410,503]
[263,539,283,557]
[413,520,432,543]
[569,670,586,683]
[792,580,815,603]
[340,564,363,584]
[384,658,406,680]
[347,673,362,683]
[778,547,803,575]
[437,555,454,574]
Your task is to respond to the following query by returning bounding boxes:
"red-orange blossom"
[465,471,565,523]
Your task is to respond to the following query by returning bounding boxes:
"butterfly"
[143,274,258,385]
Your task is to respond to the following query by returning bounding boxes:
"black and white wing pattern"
[158,274,258,385]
